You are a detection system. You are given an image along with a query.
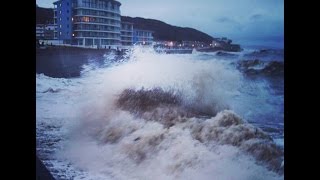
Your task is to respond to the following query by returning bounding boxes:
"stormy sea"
[36,46,284,180]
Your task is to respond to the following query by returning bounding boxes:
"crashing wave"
[236,59,284,76]
[112,88,283,174]
[37,46,283,179]
[243,49,284,61]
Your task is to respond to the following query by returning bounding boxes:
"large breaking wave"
[36,46,284,180]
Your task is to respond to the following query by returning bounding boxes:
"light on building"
[72,33,75,37]
[72,17,74,21]
[192,44,194,47]
[215,43,217,46]
[169,41,173,46]
[210,44,212,46]
[83,17,90,22]
[201,45,203,47]
[179,44,181,47]
[143,41,145,45]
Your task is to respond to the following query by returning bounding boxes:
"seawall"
[36,155,55,180]
[36,46,124,78]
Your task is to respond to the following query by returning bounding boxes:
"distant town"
[36,0,241,52]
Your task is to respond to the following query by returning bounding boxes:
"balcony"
[74,29,121,34]
[73,15,120,22]
[121,29,133,33]
[74,6,120,15]
[74,36,121,41]
[120,34,133,38]
[74,22,120,29]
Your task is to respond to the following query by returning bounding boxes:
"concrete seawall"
[36,155,55,180]
[36,46,124,78]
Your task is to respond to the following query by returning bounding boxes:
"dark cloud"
[250,14,263,21]
[217,17,234,23]
[216,17,236,23]
[214,17,243,33]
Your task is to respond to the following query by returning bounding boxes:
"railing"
[73,22,121,28]
[121,29,133,33]
[74,14,120,21]
[74,36,121,39]
[74,29,120,34]
[74,27,120,32]
[74,6,120,14]
[134,35,153,38]
[121,40,133,43]
[121,35,133,38]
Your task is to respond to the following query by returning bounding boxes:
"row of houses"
[36,0,153,49]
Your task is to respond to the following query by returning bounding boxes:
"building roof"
[111,0,121,6]
[53,0,121,6]
[53,0,62,5]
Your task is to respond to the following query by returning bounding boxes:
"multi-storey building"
[52,0,154,48]
[53,0,122,48]
[133,29,153,45]
[36,24,57,40]
[36,24,45,39]
[120,22,133,46]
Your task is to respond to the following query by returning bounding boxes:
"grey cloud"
[250,14,263,21]
[216,17,236,23]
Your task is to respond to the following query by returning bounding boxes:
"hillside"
[121,16,213,43]
[36,5,54,24]
[36,6,213,43]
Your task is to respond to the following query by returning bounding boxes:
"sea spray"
[37,46,283,180]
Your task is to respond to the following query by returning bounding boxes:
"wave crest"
[113,87,283,173]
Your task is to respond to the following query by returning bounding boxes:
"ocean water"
[36,46,284,180]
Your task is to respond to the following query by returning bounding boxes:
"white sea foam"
[36,46,283,180]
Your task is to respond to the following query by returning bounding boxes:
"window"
[59,25,62,28]
[67,17,69,20]
[59,31,62,35]
[67,24,69,28]
[59,10,61,14]
[67,10,69,13]
[67,2,69,6]
[59,3,61,7]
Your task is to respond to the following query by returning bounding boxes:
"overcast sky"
[36,0,284,48]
